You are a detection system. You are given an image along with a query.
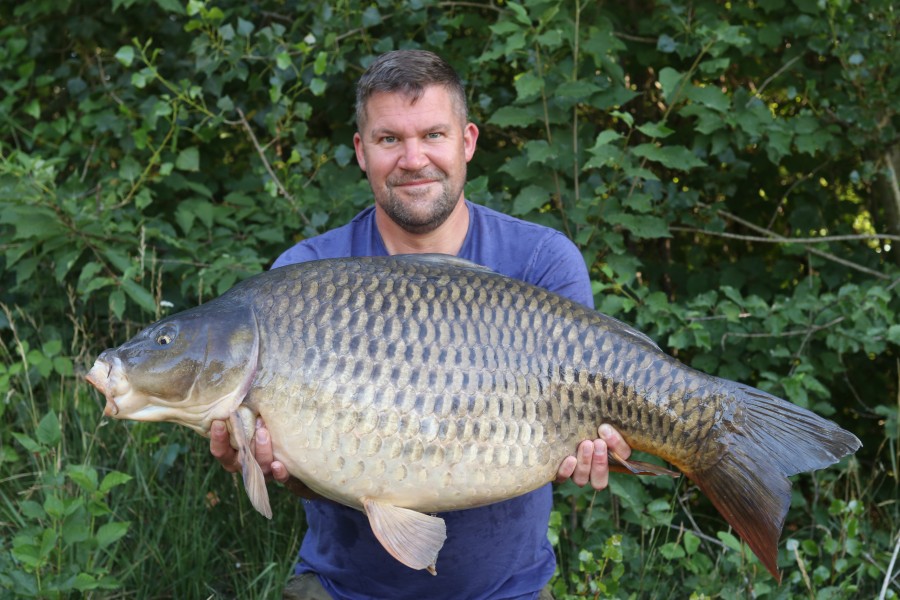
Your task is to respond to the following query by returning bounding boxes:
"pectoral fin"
[608,450,680,478]
[362,497,447,575]
[229,407,272,519]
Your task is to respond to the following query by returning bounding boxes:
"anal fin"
[608,450,681,478]
[229,407,272,519]
[362,497,447,575]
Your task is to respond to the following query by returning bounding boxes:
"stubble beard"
[378,168,465,234]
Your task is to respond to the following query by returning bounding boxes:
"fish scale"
[86,253,860,579]
[242,257,799,493]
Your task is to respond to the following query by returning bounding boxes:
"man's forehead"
[361,86,462,129]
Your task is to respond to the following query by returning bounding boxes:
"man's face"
[354,85,478,234]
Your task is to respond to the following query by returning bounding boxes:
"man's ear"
[354,131,367,172]
[463,122,479,162]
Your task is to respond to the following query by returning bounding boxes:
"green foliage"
[1,0,898,597]
[0,400,131,596]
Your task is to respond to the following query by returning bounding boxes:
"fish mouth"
[85,357,122,416]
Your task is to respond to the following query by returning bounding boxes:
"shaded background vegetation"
[1,0,898,597]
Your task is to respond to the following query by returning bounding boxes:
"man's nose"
[398,139,429,171]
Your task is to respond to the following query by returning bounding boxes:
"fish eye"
[154,325,178,346]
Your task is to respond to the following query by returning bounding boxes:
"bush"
[2,0,898,597]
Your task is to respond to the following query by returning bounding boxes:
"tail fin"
[687,385,861,582]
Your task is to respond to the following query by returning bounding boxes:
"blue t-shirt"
[273,201,594,600]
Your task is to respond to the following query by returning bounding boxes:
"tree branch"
[716,209,892,280]
[236,108,311,227]
[670,226,900,244]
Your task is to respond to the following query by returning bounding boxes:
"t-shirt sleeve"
[527,231,594,309]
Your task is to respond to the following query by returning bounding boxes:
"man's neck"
[375,198,470,256]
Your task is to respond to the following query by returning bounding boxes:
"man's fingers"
[270,461,290,484]
[555,455,577,483]
[253,423,275,472]
[589,438,609,490]
[599,423,631,461]
[209,420,240,473]
[571,440,594,487]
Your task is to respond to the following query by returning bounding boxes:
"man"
[210,50,632,600]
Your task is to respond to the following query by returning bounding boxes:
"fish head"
[85,302,260,434]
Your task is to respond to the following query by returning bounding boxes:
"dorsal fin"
[392,253,495,275]
[598,313,663,351]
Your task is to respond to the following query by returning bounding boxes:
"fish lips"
[85,354,126,417]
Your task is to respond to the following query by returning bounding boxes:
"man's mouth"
[394,178,437,188]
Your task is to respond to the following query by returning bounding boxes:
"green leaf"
[584,138,623,170]
[313,51,328,76]
[237,17,255,36]
[686,85,730,112]
[513,72,543,102]
[659,542,685,559]
[109,290,126,320]
[100,471,134,493]
[36,410,61,446]
[717,530,745,552]
[606,213,671,239]
[657,34,677,53]
[591,129,624,149]
[658,67,685,102]
[488,106,539,128]
[512,185,551,215]
[19,500,46,520]
[524,140,557,166]
[131,67,153,89]
[155,0,186,13]
[276,51,291,70]
[67,464,99,493]
[44,494,65,519]
[115,45,134,67]
[175,147,200,172]
[12,432,41,454]
[96,521,130,548]
[121,278,157,314]
[683,531,701,555]
[361,6,381,27]
[62,518,91,544]
[73,573,99,591]
[631,144,705,170]
[24,99,41,119]
[507,1,531,26]
[12,540,43,569]
[310,78,326,96]
[554,80,601,100]
[42,339,62,357]
[636,121,674,139]
[887,324,900,344]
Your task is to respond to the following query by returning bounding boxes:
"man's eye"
[427,132,443,139]
[382,136,397,144]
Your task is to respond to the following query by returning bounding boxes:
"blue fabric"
[273,201,594,600]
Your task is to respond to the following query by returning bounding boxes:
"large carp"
[86,255,860,580]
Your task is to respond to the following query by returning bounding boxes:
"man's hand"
[209,418,291,483]
[554,424,630,491]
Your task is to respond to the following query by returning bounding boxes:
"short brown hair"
[355,50,468,130]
